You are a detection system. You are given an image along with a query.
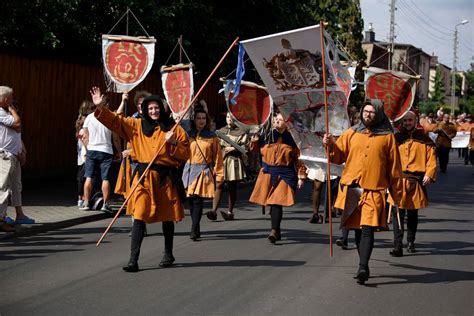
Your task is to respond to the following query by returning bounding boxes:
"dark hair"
[191,106,211,130]
[134,90,151,107]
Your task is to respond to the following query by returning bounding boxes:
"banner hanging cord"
[164,38,193,66]
[223,58,250,80]
[106,8,151,37]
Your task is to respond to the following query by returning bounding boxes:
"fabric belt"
[402,171,424,182]
[131,162,186,202]
[261,162,297,190]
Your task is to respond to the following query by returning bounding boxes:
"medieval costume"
[434,115,457,173]
[249,121,306,243]
[182,108,224,240]
[326,100,402,284]
[209,113,249,221]
[95,94,190,272]
[387,111,437,256]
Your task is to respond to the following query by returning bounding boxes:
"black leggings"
[354,226,375,270]
[129,219,175,263]
[392,209,418,247]
[189,196,204,235]
[270,205,283,231]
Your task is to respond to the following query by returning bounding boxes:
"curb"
[0,212,110,241]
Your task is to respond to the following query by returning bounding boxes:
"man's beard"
[363,117,374,127]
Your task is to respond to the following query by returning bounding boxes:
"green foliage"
[0,0,366,79]
[458,65,474,114]
[418,100,438,114]
[430,65,445,104]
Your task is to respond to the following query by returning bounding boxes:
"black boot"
[190,197,203,241]
[160,221,176,267]
[390,247,403,257]
[407,242,416,253]
[123,219,145,272]
[355,266,369,284]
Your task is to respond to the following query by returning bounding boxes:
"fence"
[0,53,227,180]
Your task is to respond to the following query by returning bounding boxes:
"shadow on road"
[369,260,474,286]
[140,259,306,271]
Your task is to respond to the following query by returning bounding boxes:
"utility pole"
[451,28,458,115]
[388,0,396,70]
[451,20,469,115]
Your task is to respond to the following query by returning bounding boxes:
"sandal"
[205,211,218,221]
[220,211,234,221]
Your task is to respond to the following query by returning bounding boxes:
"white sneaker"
[79,201,90,211]
[78,200,84,207]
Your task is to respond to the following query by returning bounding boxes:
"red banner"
[225,81,272,128]
[365,70,417,121]
[161,64,194,115]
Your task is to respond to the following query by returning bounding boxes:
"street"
[1,153,473,315]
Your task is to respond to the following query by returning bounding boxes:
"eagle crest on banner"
[263,38,336,91]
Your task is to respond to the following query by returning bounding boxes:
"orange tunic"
[249,132,305,207]
[96,108,190,223]
[329,129,402,228]
[434,121,457,148]
[114,143,134,197]
[387,130,437,209]
[183,131,224,198]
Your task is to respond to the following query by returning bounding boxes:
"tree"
[430,65,445,105]
[0,0,366,79]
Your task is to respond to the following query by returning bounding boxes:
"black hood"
[140,95,174,136]
[352,99,393,135]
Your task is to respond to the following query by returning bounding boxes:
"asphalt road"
[1,153,473,315]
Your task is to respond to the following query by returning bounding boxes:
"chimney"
[364,23,376,42]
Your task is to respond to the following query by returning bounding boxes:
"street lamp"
[451,19,469,115]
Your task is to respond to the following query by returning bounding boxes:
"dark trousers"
[189,196,204,236]
[392,208,418,248]
[129,220,174,264]
[437,147,450,172]
[354,226,375,270]
[340,227,350,244]
[462,147,469,164]
[270,205,283,231]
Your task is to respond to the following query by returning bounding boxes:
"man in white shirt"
[0,86,22,232]
[81,96,115,212]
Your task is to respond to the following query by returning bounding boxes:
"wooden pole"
[96,37,240,246]
[319,21,333,257]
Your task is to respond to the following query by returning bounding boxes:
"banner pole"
[96,37,240,247]
[319,21,333,257]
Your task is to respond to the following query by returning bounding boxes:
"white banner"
[102,35,156,93]
[242,25,349,175]
[451,131,470,148]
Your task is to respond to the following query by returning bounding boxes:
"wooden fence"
[0,53,227,180]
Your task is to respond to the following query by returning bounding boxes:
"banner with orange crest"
[102,35,156,92]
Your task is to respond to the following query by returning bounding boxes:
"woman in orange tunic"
[182,107,224,241]
[249,113,305,243]
[91,87,190,272]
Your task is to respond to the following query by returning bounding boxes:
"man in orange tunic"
[91,87,190,272]
[434,113,457,173]
[323,100,402,285]
[388,111,437,256]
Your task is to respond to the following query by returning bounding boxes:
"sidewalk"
[0,180,110,240]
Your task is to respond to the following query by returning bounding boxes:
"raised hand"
[89,86,104,108]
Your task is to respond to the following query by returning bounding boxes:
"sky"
[360,0,474,71]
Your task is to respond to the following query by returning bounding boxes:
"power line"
[397,1,452,41]
[396,3,451,46]
[405,0,453,37]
